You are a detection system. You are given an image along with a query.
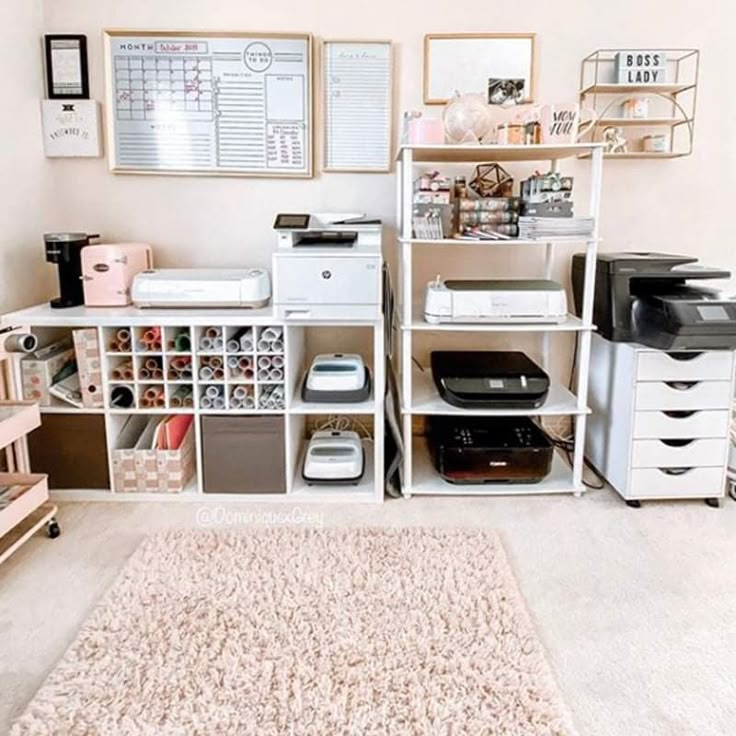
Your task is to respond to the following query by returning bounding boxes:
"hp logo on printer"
[321,270,332,279]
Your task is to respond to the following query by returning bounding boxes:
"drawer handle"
[660,439,694,448]
[659,467,693,476]
[666,352,703,362]
[663,410,697,419]
[658,468,692,475]
[664,381,698,391]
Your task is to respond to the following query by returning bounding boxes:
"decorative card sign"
[616,50,667,84]
[41,100,102,157]
[103,30,313,177]
[322,40,393,172]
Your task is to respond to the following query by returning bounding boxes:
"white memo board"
[322,40,393,172]
[103,30,313,177]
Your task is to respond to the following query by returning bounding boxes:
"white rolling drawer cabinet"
[587,333,735,506]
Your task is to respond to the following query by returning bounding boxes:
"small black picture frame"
[44,34,89,99]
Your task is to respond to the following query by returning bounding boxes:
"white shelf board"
[290,440,377,501]
[397,143,604,163]
[400,237,598,246]
[579,151,687,160]
[40,403,105,415]
[290,393,375,415]
[406,369,589,416]
[1,303,278,328]
[406,309,589,333]
[410,438,581,496]
[594,117,691,127]
[581,82,694,95]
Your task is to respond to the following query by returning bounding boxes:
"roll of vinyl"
[227,356,241,369]
[1,333,38,353]
[257,339,271,352]
[213,337,224,351]
[213,368,224,380]
[205,385,220,399]
[269,368,284,382]
[271,355,284,369]
[144,386,160,400]
[232,386,248,399]
[199,365,214,380]
[116,328,131,342]
[174,331,191,352]
[138,368,150,379]
[110,385,135,408]
[213,396,226,410]
[205,326,222,339]
[200,395,213,409]
[271,339,284,353]
[258,369,270,381]
[199,336,213,351]
[238,356,253,369]
[262,327,282,341]
[209,356,223,369]
[258,356,272,369]
[144,358,159,371]
[243,368,254,381]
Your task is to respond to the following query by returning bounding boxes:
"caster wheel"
[47,519,61,538]
[626,499,642,508]
[705,498,720,509]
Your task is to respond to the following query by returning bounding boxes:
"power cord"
[313,415,373,441]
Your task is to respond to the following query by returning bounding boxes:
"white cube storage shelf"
[1,305,385,503]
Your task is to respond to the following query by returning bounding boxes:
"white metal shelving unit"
[397,142,604,497]
[1,304,385,504]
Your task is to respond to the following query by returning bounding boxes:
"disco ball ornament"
[443,93,493,144]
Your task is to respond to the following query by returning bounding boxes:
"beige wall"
[0,0,54,312]
[9,2,735,353]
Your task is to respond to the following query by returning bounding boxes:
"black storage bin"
[202,415,286,493]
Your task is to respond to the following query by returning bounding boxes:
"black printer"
[431,351,550,409]
[572,252,736,350]
[428,416,554,484]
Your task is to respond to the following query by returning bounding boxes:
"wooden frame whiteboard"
[321,39,394,173]
[103,30,313,178]
[424,33,536,105]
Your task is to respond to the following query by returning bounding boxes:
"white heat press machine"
[272,213,382,320]
[132,269,271,308]
[302,353,371,403]
[424,277,567,324]
[302,430,365,485]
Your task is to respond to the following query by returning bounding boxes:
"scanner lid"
[591,252,730,280]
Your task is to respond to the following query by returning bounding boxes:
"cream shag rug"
[12,528,576,735]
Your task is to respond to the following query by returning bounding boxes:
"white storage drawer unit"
[587,334,734,505]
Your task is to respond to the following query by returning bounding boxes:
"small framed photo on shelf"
[44,34,89,99]
[423,33,536,105]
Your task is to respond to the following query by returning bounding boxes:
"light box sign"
[616,50,667,84]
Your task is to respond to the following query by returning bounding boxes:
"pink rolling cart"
[0,330,59,565]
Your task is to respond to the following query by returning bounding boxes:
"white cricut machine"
[132,269,271,309]
[272,212,382,320]
[302,430,365,485]
[302,354,371,403]
[424,277,568,324]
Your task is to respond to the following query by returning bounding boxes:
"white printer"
[272,213,382,321]
[424,277,568,324]
[132,269,271,308]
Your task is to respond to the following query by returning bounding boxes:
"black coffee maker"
[44,232,98,308]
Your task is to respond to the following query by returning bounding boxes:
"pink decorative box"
[82,243,152,307]
[407,118,445,144]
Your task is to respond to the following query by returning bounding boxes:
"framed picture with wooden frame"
[103,29,313,178]
[321,39,394,173]
[423,33,536,105]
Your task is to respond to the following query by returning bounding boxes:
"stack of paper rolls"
[257,326,284,353]
[169,328,191,353]
[200,384,226,409]
[199,326,223,352]
[137,326,162,352]
[108,328,131,353]
[258,384,285,410]
[168,356,192,380]
[169,385,194,408]
[139,385,165,408]
[226,327,254,353]
[111,360,134,381]
[229,385,255,409]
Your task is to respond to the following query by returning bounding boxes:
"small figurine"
[602,126,628,154]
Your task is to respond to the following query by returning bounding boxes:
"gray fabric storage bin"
[202,415,286,494]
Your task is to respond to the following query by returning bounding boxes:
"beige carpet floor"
[10,528,575,735]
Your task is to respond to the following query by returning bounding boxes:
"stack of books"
[518,216,596,239]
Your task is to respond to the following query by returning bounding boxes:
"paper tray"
[0,402,41,449]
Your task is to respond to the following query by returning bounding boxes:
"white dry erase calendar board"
[322,40,393,172]
[103,30,313,177]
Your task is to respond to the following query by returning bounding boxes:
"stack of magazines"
[518,216,595,239]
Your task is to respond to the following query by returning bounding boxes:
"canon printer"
[572,252,736,350]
